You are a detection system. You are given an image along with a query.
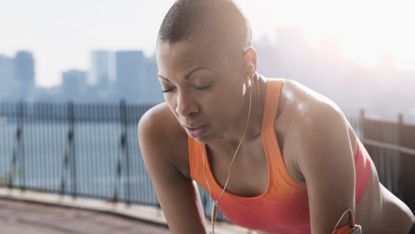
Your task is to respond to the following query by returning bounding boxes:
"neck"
[213,75,266,148]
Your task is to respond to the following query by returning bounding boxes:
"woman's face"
[156,36,249,144]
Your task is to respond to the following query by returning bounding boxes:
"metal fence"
[359,111,415,212]
[0,101,414,222]
[0,101,157,206]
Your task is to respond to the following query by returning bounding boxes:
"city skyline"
[1,27,415,122]
[1,0,415,87]
[0,49,164,104]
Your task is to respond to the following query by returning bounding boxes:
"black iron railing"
[0,101,414,222]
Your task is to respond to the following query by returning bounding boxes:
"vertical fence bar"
[10,101,26,190]
[9,105,18,189]
[98,104,104,198]
[49,102,58,192]
[86,104,93,197]
[391,115,400,196]
[58,103,66,192]
[96,104,101,198]
[119,99,131,204]
[25,102,32,190]
[359,109,365,140]
[397,114,404,199]
[399,113,415,212]
[0,104,5,187]
[103,103,113,199]
[112,104,121,202]
[61,101,76,197]
[91,104,97,197]
[61,103,68,195]
[45,103,51,191]
[113,103,121,203]
[35,103,42,190]
[45,102,52,191]
[21,102,26,191]
[69,102,77,198]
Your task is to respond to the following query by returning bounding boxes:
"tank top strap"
[261,78,283,181]
[188,137,202,182]
[261,78,303,189]
[188,137,222,200]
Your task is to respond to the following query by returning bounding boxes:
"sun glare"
[325,0,415,69]
[241,0,415,70]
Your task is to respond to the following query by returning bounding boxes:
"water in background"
[0,101,367,221]
[0,102,163,205]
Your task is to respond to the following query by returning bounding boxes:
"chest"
[190,133,301,198]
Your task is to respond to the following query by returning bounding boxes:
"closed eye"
[194,81,214,90]
[195,84,211,90]
[161,87,176,93]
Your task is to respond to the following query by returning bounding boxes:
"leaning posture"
[138,0,415,233]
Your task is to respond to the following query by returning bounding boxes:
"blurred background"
[1,0,414,120]
[0,0,414,232]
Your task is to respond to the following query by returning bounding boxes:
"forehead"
[158,38,221,66]
[156,35,243,78]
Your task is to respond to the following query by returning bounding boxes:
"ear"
[243,47,257,80]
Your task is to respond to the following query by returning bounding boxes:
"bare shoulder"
[280,79,352,138]
[137,102,190,178]
[278,79,359,232]
[277,79,358,179]
[281,79,343,114]
[138,102,185,139]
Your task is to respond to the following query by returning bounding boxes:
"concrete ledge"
[0,188,255,234]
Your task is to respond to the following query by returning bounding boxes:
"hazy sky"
[1,0,414,87]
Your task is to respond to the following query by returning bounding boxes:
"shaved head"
[158,0,252,50]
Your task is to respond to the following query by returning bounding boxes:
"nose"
[175,89,198,117]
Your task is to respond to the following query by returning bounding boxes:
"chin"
[190,133,217,145]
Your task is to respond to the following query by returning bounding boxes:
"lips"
[184,124,208,138]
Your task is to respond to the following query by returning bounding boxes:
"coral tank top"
[187,78,372,234]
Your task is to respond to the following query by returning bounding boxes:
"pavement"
[0,199,170,234]
[0,188,253,234]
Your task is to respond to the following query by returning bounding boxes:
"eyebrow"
[158,67,210,82]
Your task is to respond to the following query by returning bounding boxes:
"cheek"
[207,84,244,126]
[163,94,177,116]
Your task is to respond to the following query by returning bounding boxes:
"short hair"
[158,0,252,49]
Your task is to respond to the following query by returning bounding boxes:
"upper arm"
[137,105,207,234]
[295,103,355,234]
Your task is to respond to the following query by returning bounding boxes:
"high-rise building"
[0,54,15,99]
[14,51,35,84]
[62,69,87,101]
[90,50,112,88]
[13,51,35,100]
[115,51,146,102]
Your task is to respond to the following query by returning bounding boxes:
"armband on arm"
[332,209,362,234]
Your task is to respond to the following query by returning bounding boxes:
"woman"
[138,0,415,233]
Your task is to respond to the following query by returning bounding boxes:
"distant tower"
[62,69,87,101]
[14,51,35,100]
[14,51,35,84]
[115,51,146,102]
[0,54,15,99]
[90,50,112,88]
